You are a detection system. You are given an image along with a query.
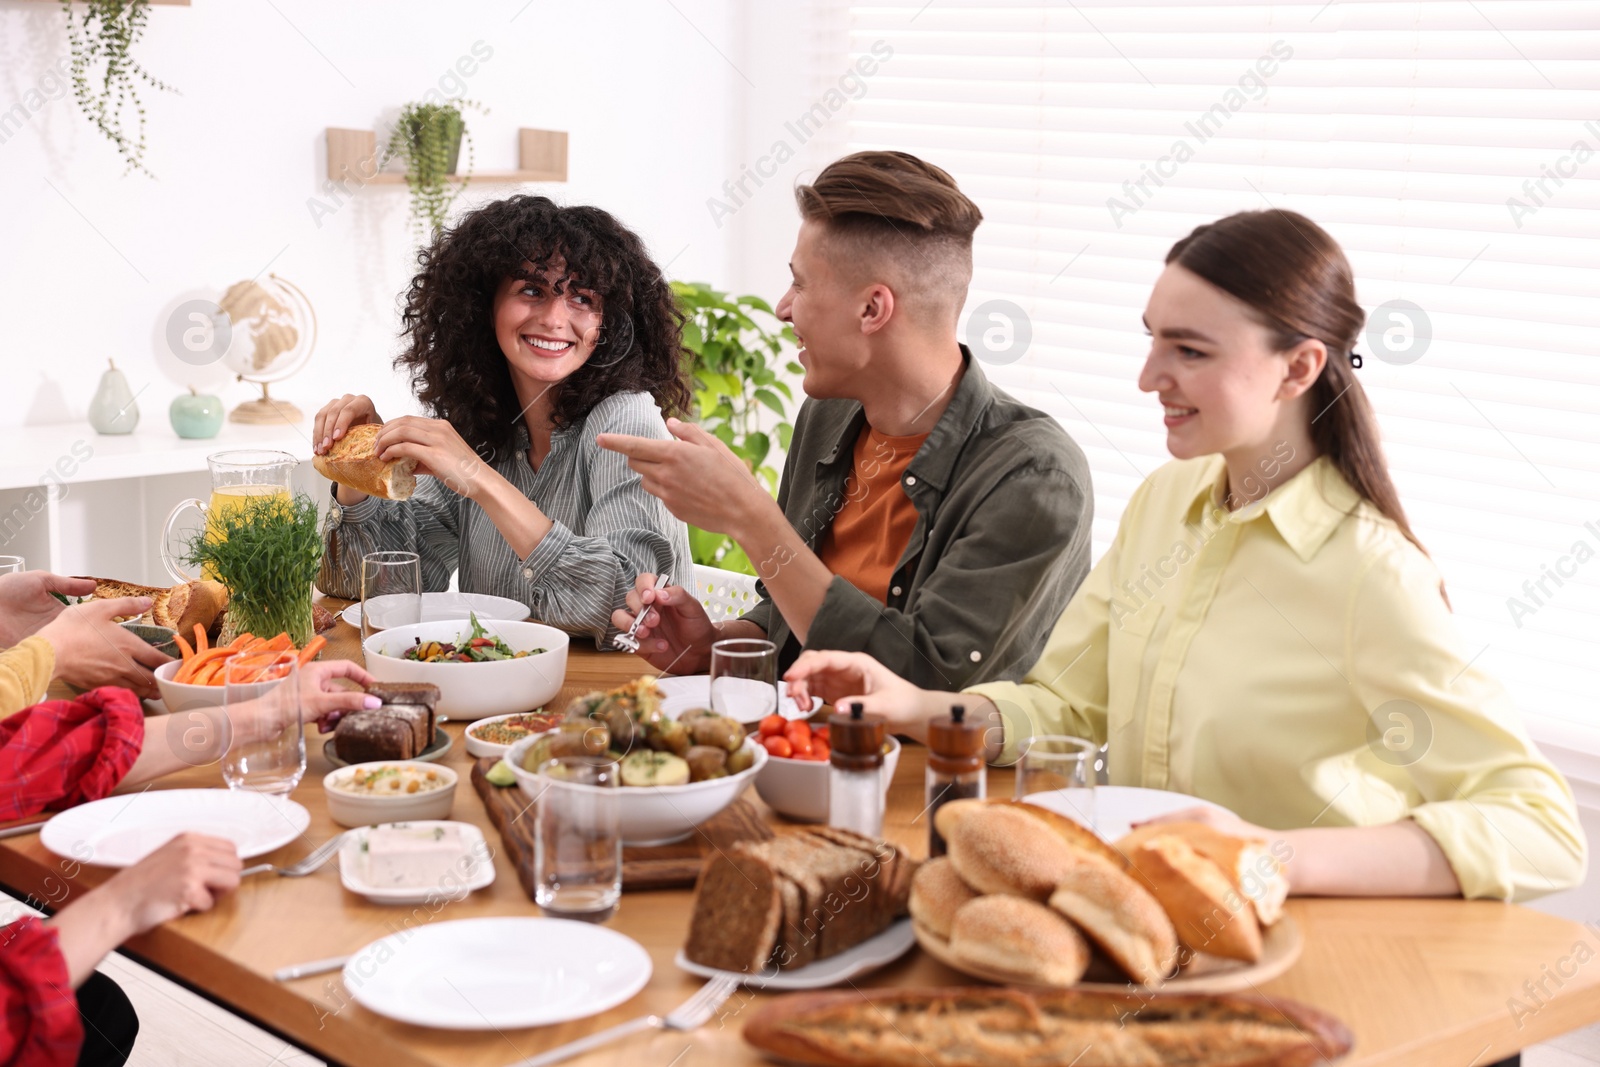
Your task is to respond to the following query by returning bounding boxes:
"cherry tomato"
[811,740,830,762]
[785,720,812,745]
[758,714,786,738]
[762,735,793,759]
[789,736,813,759]
[812,724,829,742]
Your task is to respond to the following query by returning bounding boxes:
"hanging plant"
[386,100,483,239]
[60,0,176,177]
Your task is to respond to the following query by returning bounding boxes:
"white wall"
[0,0,737,430]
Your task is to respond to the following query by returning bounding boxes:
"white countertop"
[0,419,316,491]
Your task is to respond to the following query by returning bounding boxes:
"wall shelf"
[325,127,568,186]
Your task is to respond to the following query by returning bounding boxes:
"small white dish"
[322,761,458,828]
[1023,785,1234,843]
[676,918,916,990]
[655,674,815,725]
[362,618,569,721]
[338,821,494,905]
[41,789,310,867]
[323,727,453,767]
[343,916,652,1030]
[462,710,564,759]
[340,592,530,629]
[754,735,901,824]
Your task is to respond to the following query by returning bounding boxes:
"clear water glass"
[1014,734,1098,832]
[0,556,24,575]
[535,756,622,922]
[709,638,779,724]
[361,551,422,644]
[221,657,306,796]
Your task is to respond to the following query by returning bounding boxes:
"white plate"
[462,710,563,758]
[675,918,916,990]
[1022,785,1233,843]
[340,592,530,629]
[41,789,311,868]
[655,674,814,724]
[338,821,495,905]
[343,917,651,1030]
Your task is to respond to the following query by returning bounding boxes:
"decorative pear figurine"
[88,358,139,435]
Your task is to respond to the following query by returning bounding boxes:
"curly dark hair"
[395,195,692,455]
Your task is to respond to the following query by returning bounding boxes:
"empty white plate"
[41,789,311,867]
[340,592,530,629]
[343,917,652,1030]
[655,674,814,724]
[338,821,495,905]
[1023,785,1233,843]
[676,917,916,990]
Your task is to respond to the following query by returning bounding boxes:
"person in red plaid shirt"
[0,573,380,1067]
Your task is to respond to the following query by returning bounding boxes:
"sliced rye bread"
[753,835,837,969]
[683,845,784,974]
[781,832,891,960]
[802,826,917,928]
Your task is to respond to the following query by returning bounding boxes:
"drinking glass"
[1014,735,1098,832]
[709,638,779,724]
[221,656,305,796]
[534,756,622,922]
[0,556,24,575]
[361,551,422,644]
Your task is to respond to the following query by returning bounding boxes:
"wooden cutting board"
[469,756,773,894]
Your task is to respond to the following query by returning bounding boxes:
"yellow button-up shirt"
[970,455,1585,901]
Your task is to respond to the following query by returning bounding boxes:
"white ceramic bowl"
[503,732,768,847]
[153,658,281,713]
[361,619,569,721]
[322,761,458,828]
[753,736,902,823]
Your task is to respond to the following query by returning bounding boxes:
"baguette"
[1125,835,1263,963]
[313,423,417,500]
[1117,822,1287,926]
[743,986,1354,1067]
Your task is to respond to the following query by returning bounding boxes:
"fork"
[612,573,669,653]
[509,973,740,1067]
[239,831,348,878]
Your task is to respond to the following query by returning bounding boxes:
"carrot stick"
[229,633,254,649]
[174,634,195,662]
[198,660,231,686]
[262,633,293,653]
[175,647,235,685]
[297,635,327,665]
[194,624,208,654]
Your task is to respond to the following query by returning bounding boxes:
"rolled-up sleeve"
[805,462,1090,692]
[318,476,462,599]
[513,396,687,648]
[0,638,56,721]
[0,917,81,1066]
[1352,546,1586,902]
[0,687,146,821]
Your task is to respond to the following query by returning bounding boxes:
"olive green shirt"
[742,351,1093,690]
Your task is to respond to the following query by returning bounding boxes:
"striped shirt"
[317,391,691,648]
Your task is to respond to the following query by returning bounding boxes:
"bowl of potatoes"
[504,677,768,846]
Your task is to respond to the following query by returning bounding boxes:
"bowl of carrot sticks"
[153,626,328,710]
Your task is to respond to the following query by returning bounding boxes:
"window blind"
[827,1,1600,738]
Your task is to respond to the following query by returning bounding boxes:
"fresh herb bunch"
[387,100,483,239]
[672,281,801,574]
[183,491,322,647]
[60,0,176,177]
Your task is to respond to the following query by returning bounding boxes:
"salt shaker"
[828,702,886,839]
[926,703,987,857]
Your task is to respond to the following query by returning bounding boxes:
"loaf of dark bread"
[742,987,1354,1067]
[368,705,431,754]
[682,847,784,974]
[334,713,418,763]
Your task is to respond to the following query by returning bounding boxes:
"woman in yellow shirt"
[785,209,1584,902]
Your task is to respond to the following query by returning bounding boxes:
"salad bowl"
[361,618,569,721]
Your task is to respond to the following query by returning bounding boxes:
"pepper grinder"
[828,702,886,839]
[926,704,987,857]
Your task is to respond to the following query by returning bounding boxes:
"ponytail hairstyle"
[1165,210,1444,599]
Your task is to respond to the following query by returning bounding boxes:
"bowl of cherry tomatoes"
[751,715,901,823]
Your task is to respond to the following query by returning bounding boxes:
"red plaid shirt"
[0,687,144,1067]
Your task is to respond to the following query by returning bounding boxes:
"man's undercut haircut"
[794,151,982,326]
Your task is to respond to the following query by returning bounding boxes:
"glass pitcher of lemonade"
[161,450,298,583]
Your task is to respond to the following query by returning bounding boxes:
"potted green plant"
[387,100,482,238]
[672,281,802,574]
[183,492,322,647]
[60,0,176,177]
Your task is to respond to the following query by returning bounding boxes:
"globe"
[216,274,317,424]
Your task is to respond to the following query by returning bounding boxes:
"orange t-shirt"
[817,424,929,604]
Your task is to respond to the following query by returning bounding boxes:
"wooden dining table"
[5,601,1600,1067]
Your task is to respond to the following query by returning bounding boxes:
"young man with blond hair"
[599,150,1091,690]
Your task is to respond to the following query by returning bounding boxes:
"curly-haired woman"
[312,195,694,646]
